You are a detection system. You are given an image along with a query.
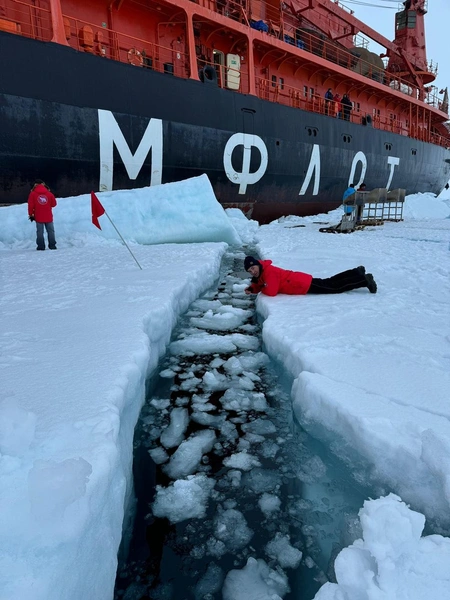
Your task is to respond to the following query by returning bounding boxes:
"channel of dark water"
[114,249,375,600]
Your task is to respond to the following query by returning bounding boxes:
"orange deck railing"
[62,14,191,79]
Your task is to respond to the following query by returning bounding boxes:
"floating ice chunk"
[242,468,282,493]
[178,371,197,380]
[234,375,255,391]
[180,376,202,391]
[150,398,171,410]
[0,398,37,456]
[237,438,251,451]
[28,457,92,520]
[223,356,244,375]
[265,533,302,569]
[239,352,270,371]
[170,334,238,356]
[149,446,169,465]
[210,357,225,369]
[152,474,215,523]
[159,368,176,378]
[223,451,261,471]
[221,389,268,412]
[191,412,225,429]
[227,470,242,487]
[304,556,315,568]
[243,370,261,382]
[192,402,216,412]
[164,429,216,479]
[192,393,211,405]
[230,333,260,351]
[214,508,253,550]
[220,420,238,441]
[258,493,281,517]
[242,418,276,435]
[170,332,259,356]
[259,440,280,459]
[194,562,224,600]
[190,309,247,332]
[203,369,229,391]
[207,537,227,558]
[244,432,266,444]
[191,299,224,311]
[160,407,189,449]
[296,455,327,484]
[175,397,189,407]
[230,298,252,307]
[222,557,289,600]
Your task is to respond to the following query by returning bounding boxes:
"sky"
[348,0,450,96]
[1,175,450,599]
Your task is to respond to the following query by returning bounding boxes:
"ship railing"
[0,0,52,41]
[352,34,370,49]
[427,59,438,78]
[254,76,448,147]
[207,0,437,109]
[255,76,362,123]
[331,0,355,16]
[213,0,250,25]
[61,15,190,78]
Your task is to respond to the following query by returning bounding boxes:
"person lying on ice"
[244,256,377,295]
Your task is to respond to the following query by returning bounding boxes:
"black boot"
[365,274,377,293]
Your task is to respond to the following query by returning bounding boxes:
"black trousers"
[307,268,367,294]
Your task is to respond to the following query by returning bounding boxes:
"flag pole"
[104,211,143,270]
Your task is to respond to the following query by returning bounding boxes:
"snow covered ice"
[1,175,450,599]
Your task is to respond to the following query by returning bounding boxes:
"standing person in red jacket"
[244,256,377,295]
[28,180,57,251]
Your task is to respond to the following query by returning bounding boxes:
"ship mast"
[386,0,434,92]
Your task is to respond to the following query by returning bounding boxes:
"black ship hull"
[1,32,449,222]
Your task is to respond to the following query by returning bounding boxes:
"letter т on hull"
[0,0,449,223]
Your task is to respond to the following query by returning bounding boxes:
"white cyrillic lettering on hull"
[299,144,321,196]
[98,110,163,191]
[386,156,400,190]
[223,132,268,194]
[349,151,367,189]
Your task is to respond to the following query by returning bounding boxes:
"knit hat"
[244,256,261,271]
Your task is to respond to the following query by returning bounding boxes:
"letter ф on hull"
[0,0,449,222]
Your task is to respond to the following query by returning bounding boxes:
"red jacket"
[28,185,57,223]
[247,260,313,296]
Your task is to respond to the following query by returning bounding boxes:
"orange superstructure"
[1,0,448,146]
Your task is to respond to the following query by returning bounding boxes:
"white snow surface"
[0,177,450,599]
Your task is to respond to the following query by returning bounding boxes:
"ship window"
[306,127,318,136]
[411,149,417,155]
[279,77,284,90]
[271,75,277,88]
[407,11,416,28]
[310,87,314,98]
[304,85,308,97]
[396,11,407,30]
[355,102,361,113]
[342,135,352,143]
[385,143,392,150]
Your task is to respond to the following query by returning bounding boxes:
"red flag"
[91,191,105,230]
